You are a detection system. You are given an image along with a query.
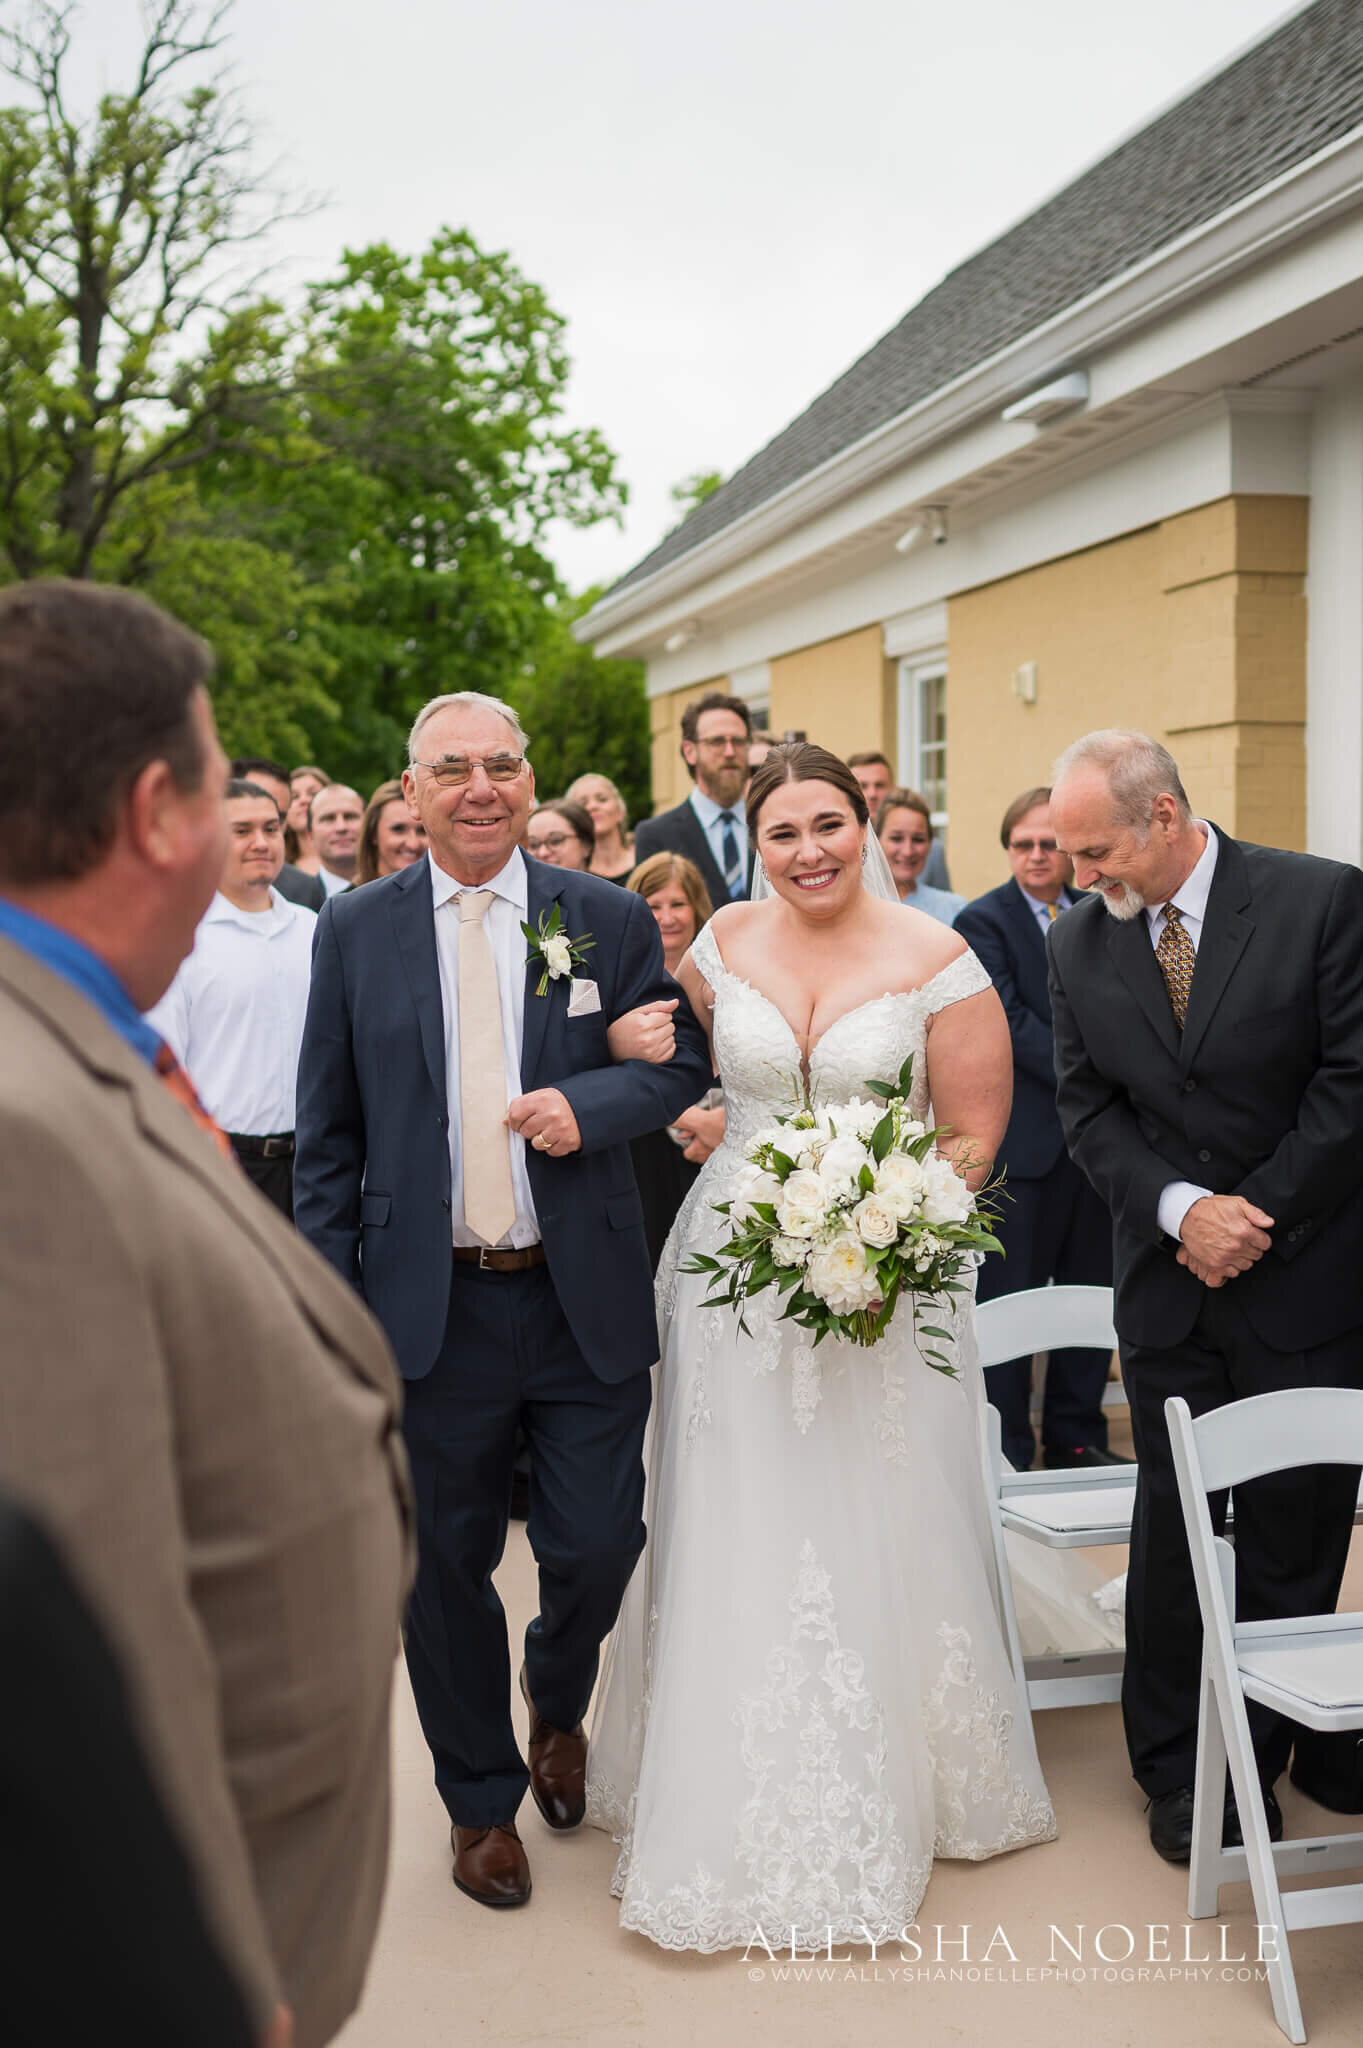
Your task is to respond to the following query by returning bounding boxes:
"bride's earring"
[861,841,870,865]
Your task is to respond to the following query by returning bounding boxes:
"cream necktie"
[457,890,516,1246]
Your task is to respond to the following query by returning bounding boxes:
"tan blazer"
[0,935,414,2047]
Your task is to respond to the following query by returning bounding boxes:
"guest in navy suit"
[294,690,711,1912]
[631,691,755,908]
[954,787,1117,1470]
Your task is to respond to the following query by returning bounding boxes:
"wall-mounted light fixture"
[1012,661,1038,705]
[663,618,701,654]
[1001,371,1088,426]
[894,505,948,554]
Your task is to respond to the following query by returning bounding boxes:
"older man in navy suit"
[954,787,1117,1471]
[295,690,711,1912]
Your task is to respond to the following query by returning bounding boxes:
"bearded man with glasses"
[955,785,1121,1472]
[632,690,755,907]
[294,689,711,1912]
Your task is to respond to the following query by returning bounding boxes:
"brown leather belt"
[451,1243,547,1273]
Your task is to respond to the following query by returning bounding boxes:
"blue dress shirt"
[689,788,749,898]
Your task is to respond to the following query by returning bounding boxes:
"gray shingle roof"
[610,0,1363,599]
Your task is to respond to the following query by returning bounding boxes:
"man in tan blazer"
[0,580,413,2048]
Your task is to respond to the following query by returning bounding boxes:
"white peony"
[873,1152,926,1218]
[842,1096,888,1141]
[806,1233,881,1314]
[543,932,573,979]
[775,1168,830,1237]
[851,1195,899,1248]
[728,1164,784,1226]
[772,1234,810,1269]
[818,1134,872,1190]
[919,1153,972,1227]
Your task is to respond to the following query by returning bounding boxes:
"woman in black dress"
[625,852,724,1268]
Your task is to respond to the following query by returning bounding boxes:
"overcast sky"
[75,0,1302,592]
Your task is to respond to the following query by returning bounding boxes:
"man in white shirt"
[149,780,317,1215]
[309,784,363,895]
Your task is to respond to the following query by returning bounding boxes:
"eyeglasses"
[529,832,575,852]
[1010,838,1059,855]
[412,753,526,786]
[693,736,747,754]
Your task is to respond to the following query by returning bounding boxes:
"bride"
[586,741,1057,1952]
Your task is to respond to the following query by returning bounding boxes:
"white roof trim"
[578,122,1363,648]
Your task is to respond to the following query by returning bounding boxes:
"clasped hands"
[1176,1194,1275,1288]
[505,1000,682,1159]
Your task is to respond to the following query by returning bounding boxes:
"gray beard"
[1097,880,1147,921]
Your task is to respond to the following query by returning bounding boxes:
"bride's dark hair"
[746,741,870,835]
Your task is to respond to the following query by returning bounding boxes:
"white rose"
[851,1195,899,1248]
[842,1097,887,1141]
[874,1153,926,1218]
[920,1154,972,1227]
[818,1134,872,1189]
[543,933,573,979]
[805,1233,880,1314]
[729,1164,783,1226]
[775,1167,830,1238]
[772,1234,810,1269]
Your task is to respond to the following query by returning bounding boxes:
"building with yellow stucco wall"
[581,7,1363,902]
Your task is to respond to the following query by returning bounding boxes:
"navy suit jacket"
[293,855,711,1384]
[632,795,755,910]
[953,878,1071,1181]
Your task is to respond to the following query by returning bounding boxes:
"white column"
[1306,376,1363,864]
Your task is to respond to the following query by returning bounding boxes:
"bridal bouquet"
[682,1056,1002,1366]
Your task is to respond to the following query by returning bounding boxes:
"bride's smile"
[753,779,865,916]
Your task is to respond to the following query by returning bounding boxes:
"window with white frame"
[898,659,948,828]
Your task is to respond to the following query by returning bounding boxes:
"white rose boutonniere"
[522,904,595,998]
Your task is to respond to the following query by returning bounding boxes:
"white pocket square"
[567,977,602,1017]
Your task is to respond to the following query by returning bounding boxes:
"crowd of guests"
[150,689,1116,1466]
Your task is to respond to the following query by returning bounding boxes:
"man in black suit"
[955,786,1116,1470]
[1048,729,1363,1863]
[632,691,754,908]
[230,756,326,911]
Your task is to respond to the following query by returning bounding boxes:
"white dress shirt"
[146,888,317,1133]
[428,847,541,1249]
[319,865,352,897]
[1146,823,1218,1243]
[689,787,748,896]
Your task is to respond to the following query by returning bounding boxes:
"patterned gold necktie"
[457,890,517,1246]
[1156,901,1196,1030]
[1045,901,1059,922]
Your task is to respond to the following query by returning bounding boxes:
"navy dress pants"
[976,1151,1115,1468]
[400,1261,651,1829]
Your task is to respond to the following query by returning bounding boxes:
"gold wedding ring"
[533,1132,551,1152]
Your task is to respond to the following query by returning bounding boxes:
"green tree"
[511,589,649,822]
[669,469,724,520]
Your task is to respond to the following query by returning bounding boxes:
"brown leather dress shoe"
[520,1664,587,1830]
[451,1821,531,1907]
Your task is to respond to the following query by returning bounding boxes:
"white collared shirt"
[146,887,317,1134]
[1146,823,1218,1243]
[319,865,352,897]
[689,786,748,896]
[428,847,540,1249]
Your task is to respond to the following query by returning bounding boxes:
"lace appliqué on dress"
[613,1541,931,1952]
[925,1623,1058,1859]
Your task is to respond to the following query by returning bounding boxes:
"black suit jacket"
[954,878,1070,1180]
[1049,827,1363,1351]
[274,862,326,912]
[294,856,711,1384]
[633,795,754,911]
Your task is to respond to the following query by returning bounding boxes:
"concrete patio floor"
[337,1418,1363,2048]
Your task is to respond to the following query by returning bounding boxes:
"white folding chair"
[1167,1387,1363,2044]
[976,1285,1133,1708]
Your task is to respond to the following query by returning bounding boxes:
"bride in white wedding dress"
[587,743,1056,1952]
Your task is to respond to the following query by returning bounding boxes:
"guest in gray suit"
[632,692,754,910]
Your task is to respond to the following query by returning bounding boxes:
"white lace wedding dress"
[586,921,1057,1952]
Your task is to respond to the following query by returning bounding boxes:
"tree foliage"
[511,590,649,824]
[0,0,640,799]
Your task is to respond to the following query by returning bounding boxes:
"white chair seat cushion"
[1237,1640,1363,1713]
[1003,1485,1137,1534]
